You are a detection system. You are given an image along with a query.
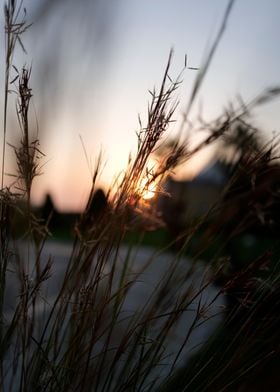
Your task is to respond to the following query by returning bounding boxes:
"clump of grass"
[0,1,279,391]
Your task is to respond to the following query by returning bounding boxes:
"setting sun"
[135,159,159,201]
[139,178,157,200]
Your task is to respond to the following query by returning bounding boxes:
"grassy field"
[0,1,279,391]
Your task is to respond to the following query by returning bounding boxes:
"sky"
[1,0,280,211]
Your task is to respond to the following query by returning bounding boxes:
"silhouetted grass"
[0,1,279,391]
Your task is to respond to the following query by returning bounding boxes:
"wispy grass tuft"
[0,1,279,391]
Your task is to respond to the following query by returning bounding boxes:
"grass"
[0,1,279,391]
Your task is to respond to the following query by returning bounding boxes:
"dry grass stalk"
[0,1,279,391]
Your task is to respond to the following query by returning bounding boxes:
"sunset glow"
[139,158,160,200]
[6,0,279,212]
[139,177,158,200]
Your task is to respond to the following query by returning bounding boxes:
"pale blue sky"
[1,0,280,210]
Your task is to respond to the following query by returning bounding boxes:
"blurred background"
[0,0,280,211]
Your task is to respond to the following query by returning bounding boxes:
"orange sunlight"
[139,177,158,200]
[136,158,159,201]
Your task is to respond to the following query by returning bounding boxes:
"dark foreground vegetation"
[0,1,279,391]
